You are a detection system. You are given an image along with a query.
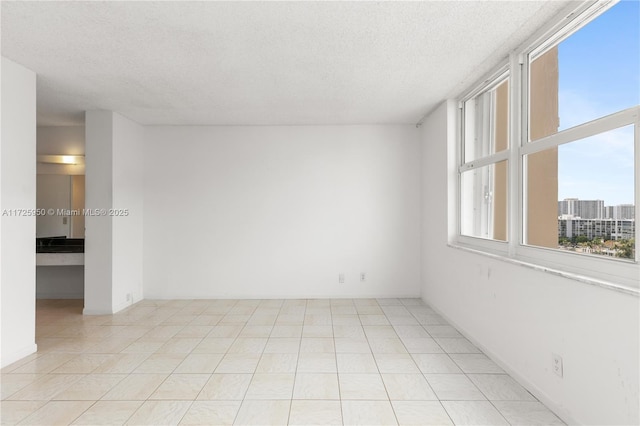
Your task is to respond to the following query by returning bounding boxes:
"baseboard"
[1,343,38,369]
[421,297,579,425]
[142,293,423,300]
[83,300,137,316]
[112,299,133,314]
[82,307,113,315]
[36,292,83,299]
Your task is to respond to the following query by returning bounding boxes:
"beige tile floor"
[0,298,565,425]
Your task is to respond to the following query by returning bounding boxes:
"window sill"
[447,242,639,297]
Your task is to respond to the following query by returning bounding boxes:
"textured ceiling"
[2,1,574,126]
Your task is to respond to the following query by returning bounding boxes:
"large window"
[457,0,639,291]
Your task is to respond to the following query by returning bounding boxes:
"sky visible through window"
[557,0,639,206]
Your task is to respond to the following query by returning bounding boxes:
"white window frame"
[454,0,640,293]
[458,67,510,252]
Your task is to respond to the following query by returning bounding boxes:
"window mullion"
[521,107,639,156]
[635,116,640,263]
[510,52,524,257]
[459,151,509,172]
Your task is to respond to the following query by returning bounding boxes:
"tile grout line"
[328,298,343,426]
[402,298,457,426]
[283,298,306,426]
[368,298,400,426]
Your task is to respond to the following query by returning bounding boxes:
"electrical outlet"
[126,293,132,302]
[552,353,563,378]
[339,273,345,284]
[360,273,366,282]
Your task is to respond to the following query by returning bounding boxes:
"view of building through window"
[526,1,638,260]
[459,1,637,265]
[555,126,635,259]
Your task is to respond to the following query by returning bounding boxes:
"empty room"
[1,1,638,425]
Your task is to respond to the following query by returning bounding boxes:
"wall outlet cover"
[552,353,563,378]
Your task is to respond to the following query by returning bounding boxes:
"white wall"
[37,126,85,155]
[36,266,84,299]
[144,125,421,299]
[112,113,144,310]
[84,111,144,314]
[420,101,640,425]
[1,57,37,367]
[84,111,114,314]
[37,126,85,175]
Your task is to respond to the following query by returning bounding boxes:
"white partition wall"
[84,111,113,314]
[84,111,144,314]
[111,114,144,310]
[143,125,421,299]
[1,57,37,367]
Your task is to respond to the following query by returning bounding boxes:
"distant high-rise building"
[557,198,604,219]
[604,206,614,219]
[613,204,635,220]
[558,199,635,241]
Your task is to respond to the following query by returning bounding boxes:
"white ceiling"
[2,1,574,126]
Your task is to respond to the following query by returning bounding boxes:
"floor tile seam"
[10,372,87,402]
[467,373,538,403]
[371,320,470,407]
[490,400,565,425]
[442,398,513,426]
[395,399,457,426]
[151,366,213,401]
[50,353,119,376]
[358,302,400,426]
[236,300,305,426]
[100,320,174,358]
[0,399,49,424]
[51,371,130,402]
[284,391,295,426]
[287,396,342,402]
[406,329,474,380]
[0,354,47,374]
[173,398,196,426]
[48,398,99,426]
[462,371,517,404]
[427,374,491,404]
[107,398,144,426]
[327,298,344,426]
[392,320,445,365]
[409,312,439,340]
[426,398,455,426]
[364,312,426,387]
[110,371,169,403]
[211,314,248,372]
